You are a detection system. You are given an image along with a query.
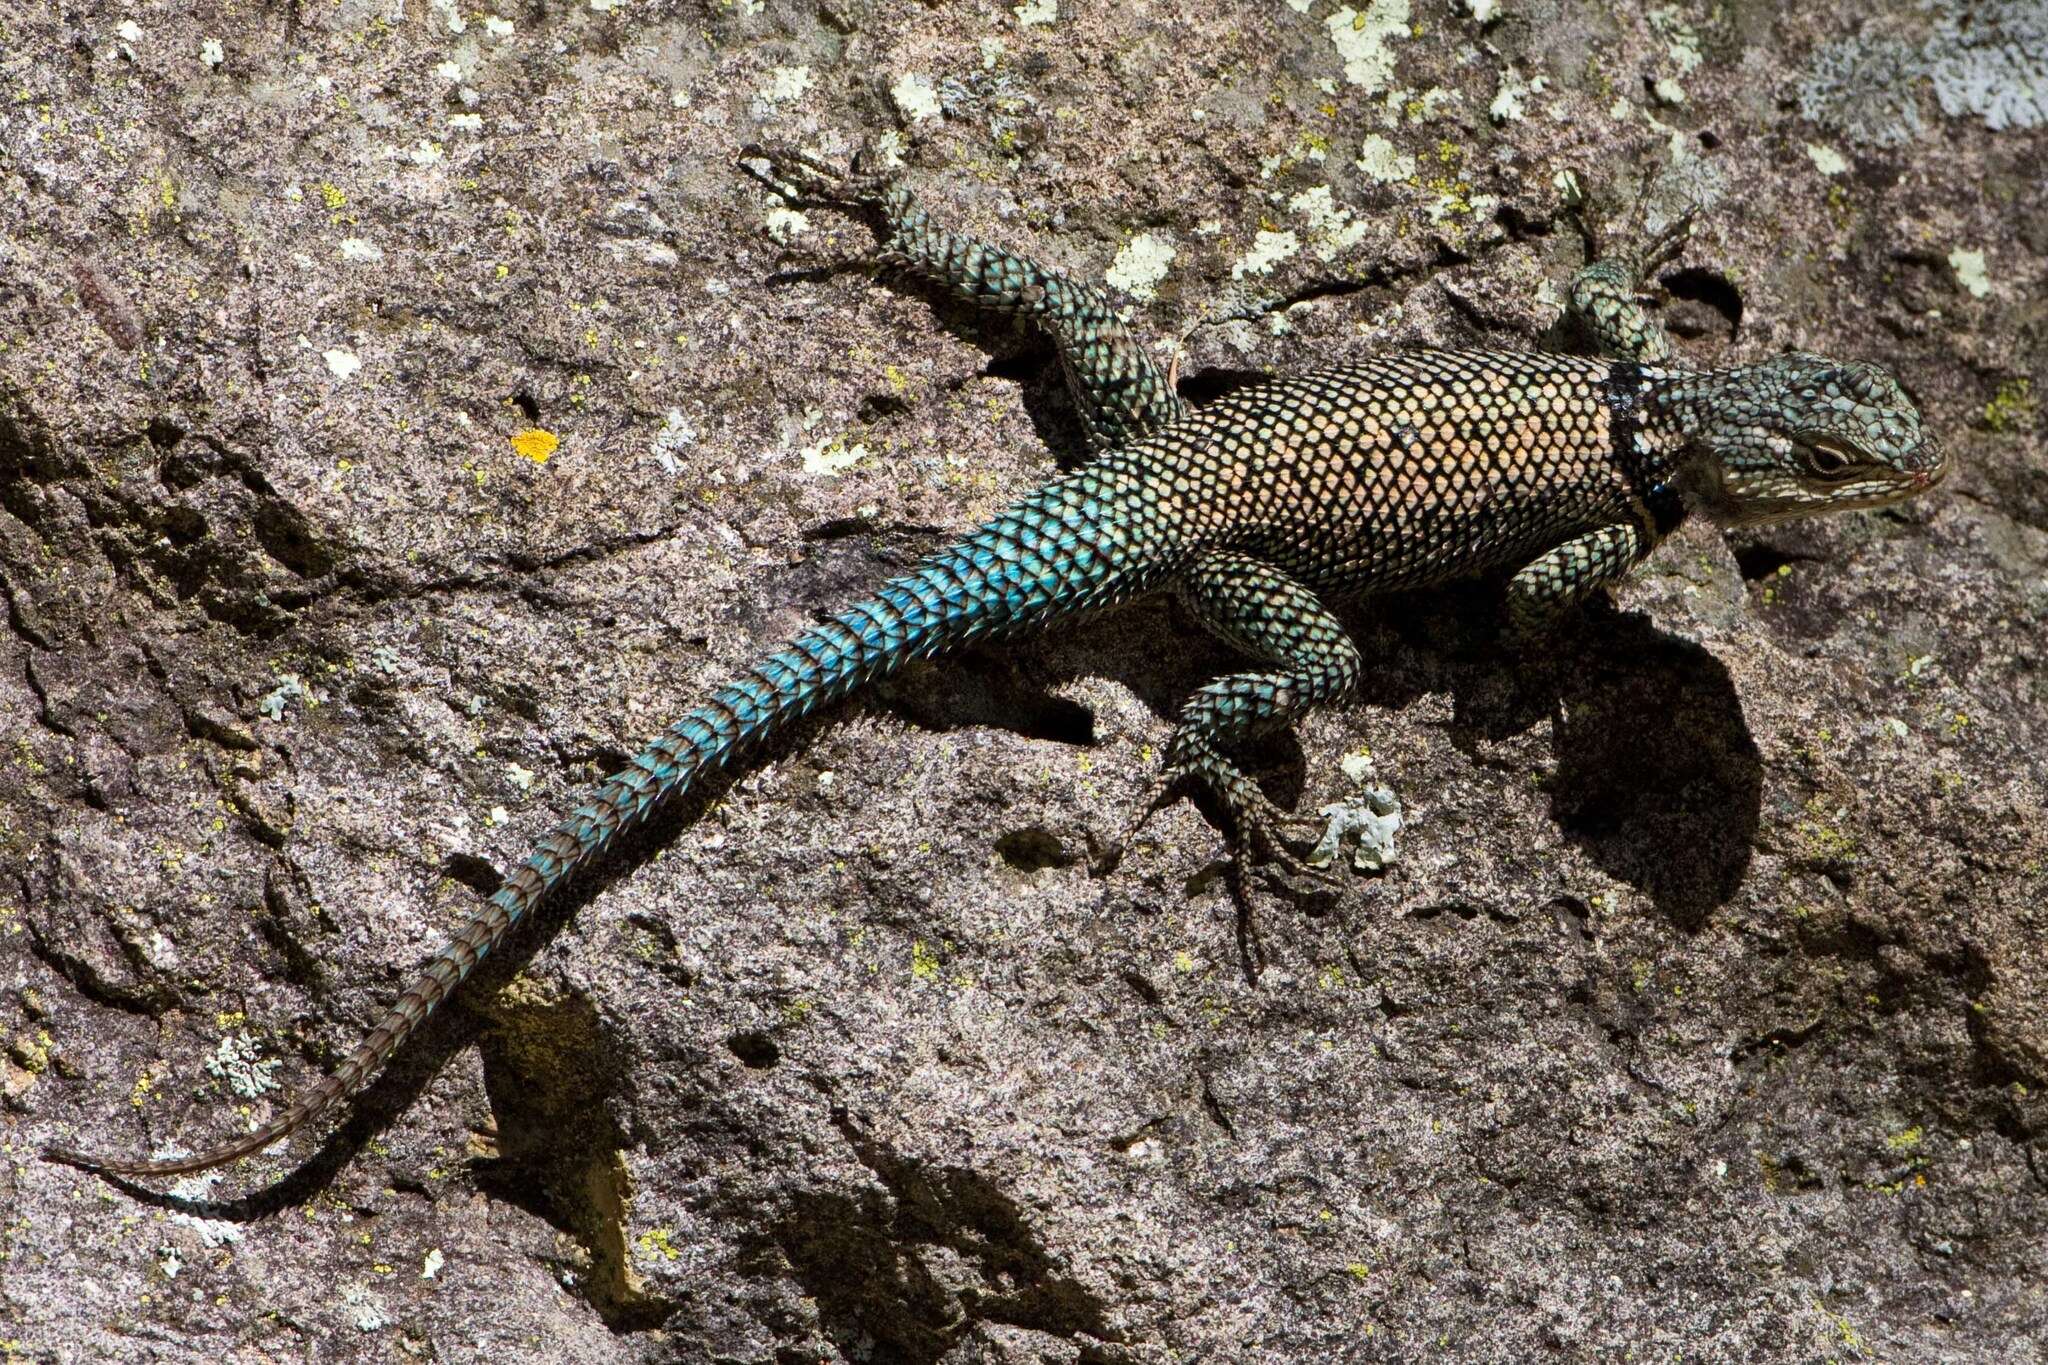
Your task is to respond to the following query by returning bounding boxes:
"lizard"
[44,147,1947,1181]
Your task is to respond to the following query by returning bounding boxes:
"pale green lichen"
[1948,247,1991,299]
[205,1029,281,1098]
[800,434,867,477]
[762,206,809,244]
[1489,68,1546,123]
[1801,3,2047,146]
[1926,1,2048,132]
[1325,1,1410,94]
[1356,133,1415,183]
[1287,186,1372,261]
[1105,232,1176,300]
[1647,5,1703,76]
[1799,36,1927,146]
[1804,142,1850,175]
[755,65,812,113]
[1231,229,1301,279]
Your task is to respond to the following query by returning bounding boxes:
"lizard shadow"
[882,574,1761,934]
[1351,583,1763,931]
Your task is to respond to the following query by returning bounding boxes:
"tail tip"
[41,1144,107,1174]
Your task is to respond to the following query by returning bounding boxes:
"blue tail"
[48,463,1165,1177]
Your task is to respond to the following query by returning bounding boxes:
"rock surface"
[3,0,2046,1360]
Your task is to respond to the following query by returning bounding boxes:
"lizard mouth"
[1908,440,1950,492]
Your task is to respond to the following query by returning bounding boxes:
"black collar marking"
[1606,361,1686,538]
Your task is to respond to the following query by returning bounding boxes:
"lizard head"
[1681,354,1947,527]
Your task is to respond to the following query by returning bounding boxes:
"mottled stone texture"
[2,1,2044,1360]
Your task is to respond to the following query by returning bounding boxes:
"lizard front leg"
[1565,212,1693,365]
[740,145,1189,451]
[1507,522,1650,632]
[1119,550,1362,878]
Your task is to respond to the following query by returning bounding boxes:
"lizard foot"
[1096,740,1340,890]
[737,144,922,277]
[736,143,888,211]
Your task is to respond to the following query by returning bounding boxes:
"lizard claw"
[1097,751,1342,892]
[1630,205,1696,282]
[1092,767,1181,876]
[736,143,888,212]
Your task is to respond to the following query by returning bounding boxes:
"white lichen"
[891,72,941,123]
[1647,5,1702,76]
[1287,186,1371,261]
[801,436,868,477]
[757,65,813,109]
[1311,757,1403,872]
[1489,68,1546,123]
[651,408,697,475]
[205,1030,282,1098]
[1013,0,1056,25]
[1926,1,2048,132]
[763,206,809,244]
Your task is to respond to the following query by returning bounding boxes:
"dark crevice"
[0,567,54,650]
[727,1030,781,1069]
[993,826,1075,873]
[1197,1071,1236,1138]
[800,517,948,544]
[1659,267,1744,339]
[21,651,77,738]
[762,1108,1122,1362]
[1120,970,1161,1007]
[1730,1016,1828,1070]
[499,522,683,576]
[1731,543,1822,581]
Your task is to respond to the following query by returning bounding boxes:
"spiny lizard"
[45,148,1947,1180]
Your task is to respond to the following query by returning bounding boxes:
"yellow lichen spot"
[635,1226,682,1262]
[508,428,559,463]
[318,182,346,211]
[910,939,940,981]
[1983,377,2036,433]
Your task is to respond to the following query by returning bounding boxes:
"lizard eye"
[1803,441,1857,480]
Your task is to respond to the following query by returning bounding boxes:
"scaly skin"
[44,150,1947,1180]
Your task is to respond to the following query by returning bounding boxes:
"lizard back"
[1132,350,1648,594]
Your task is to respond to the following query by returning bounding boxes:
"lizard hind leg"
[1110,550,1362,883]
